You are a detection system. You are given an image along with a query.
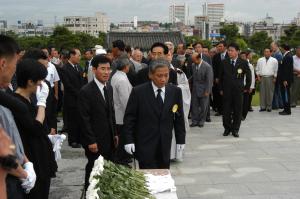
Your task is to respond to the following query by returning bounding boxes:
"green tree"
[220,24,239,43]
[248,31,273,55]
[235,38,248,51]
[98,32,107,46]
[17,36,49,49]
[280,25,300,47]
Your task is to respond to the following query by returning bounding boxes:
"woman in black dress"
[12,59,57,199]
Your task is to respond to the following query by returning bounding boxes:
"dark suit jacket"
[78,81,116,158]
[123,82,186,165]
[60,62,84,108]
[135,66,178,86]
[219,58,252,94]
[277,51,294,85]
[213,52,229,80]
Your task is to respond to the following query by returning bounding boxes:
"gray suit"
[191,60,213,125]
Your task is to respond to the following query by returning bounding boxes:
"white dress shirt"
[256,56,278,77]
[46,62,60,87]
[111,70,132,125]
[152,81,165,102]
[93,77,106,100]
[293,55,300,71]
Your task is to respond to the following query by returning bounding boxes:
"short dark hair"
[67,48,79,59]
[193,42,203,48]
[216,41,227,47]
[16,59,48,88]
[240,51,247,56]
[112,40,125,51]
[0,35,19,58]
[23,48,48,60]
[125,45,132,54]
[264,48,271,52]
[150,42,169,55]
[91,55,111,68]
[281,43,290,51]
[84,49,93,54]
[228,43,240,51]
[149,58,170,74]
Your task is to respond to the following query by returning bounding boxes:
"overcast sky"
[0,0,299,26]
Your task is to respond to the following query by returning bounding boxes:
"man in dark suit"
[278,44,294,115]
[60,48,84,148]
[136,42,178,86]
[212,41,229,116]
[123,59,186,169]
[219,43,251,138]
[78,55,118,190]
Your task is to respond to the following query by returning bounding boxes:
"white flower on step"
[86,179,100,199]
[89,155,104,182]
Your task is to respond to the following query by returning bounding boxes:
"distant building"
[0,20,8,34]
[292,12,300,25]
[203,3,224,25]
[106,31,185,51]
[64,12,109,36]
[169,3,189,25]
[7,20,53,37]
[253,15,281,41]
[194,16,209,39]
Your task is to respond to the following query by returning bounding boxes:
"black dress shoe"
[267,109,272,112]
[232,131,239,138]
[190,123,199,127]
[279,111,291,115]
[248,107,254,112]
[259,109,266,112]
[215,113,221,116]
[223,130,230,136]
[206,118,211,122]
[70,142,81,148]
[198,124,204,128]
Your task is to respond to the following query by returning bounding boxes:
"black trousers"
[25,177,51,199]
[138,143,170,170]
[242,92,250,119]
[6,175,25,199]
[114,125,132,165]
[65,107,81,144]
[280,84,291,114]
[84,147,112,191]
[222,90,243,132]
[212,84,223,114]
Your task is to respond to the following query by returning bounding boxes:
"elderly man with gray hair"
[111,58,133,165]
[131,49,147,72]
[123,58,186,169]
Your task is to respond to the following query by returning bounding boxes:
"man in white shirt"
[256,48,278,112]
[111,58,133,165]
[291,46,300,107]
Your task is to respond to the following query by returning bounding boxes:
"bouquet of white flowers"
[86,155,154,199]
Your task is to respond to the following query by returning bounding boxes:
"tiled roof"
[106,31,185,51]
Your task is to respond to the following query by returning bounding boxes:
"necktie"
[231,60,235,67]
[74,65,79,72]
[221,54,225,60]
[156,88,164,110]
[103,86,109,103]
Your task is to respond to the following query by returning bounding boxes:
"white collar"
[231,57,238,63]
[94,77,106,91]
[284,51,289,57]
[151,81,165,94]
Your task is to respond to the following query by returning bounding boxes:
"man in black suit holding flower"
[123,59,186,169]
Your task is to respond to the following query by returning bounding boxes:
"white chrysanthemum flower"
[86,180,100,199]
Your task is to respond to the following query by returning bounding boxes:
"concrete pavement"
[50,107,300,199]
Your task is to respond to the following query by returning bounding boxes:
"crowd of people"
[0,33,300,198]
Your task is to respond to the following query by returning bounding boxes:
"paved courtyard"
[50,107,300,199]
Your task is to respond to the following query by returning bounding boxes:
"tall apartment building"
[169,3,189,25]
[64,12,109,37]
[203,3,224,25]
